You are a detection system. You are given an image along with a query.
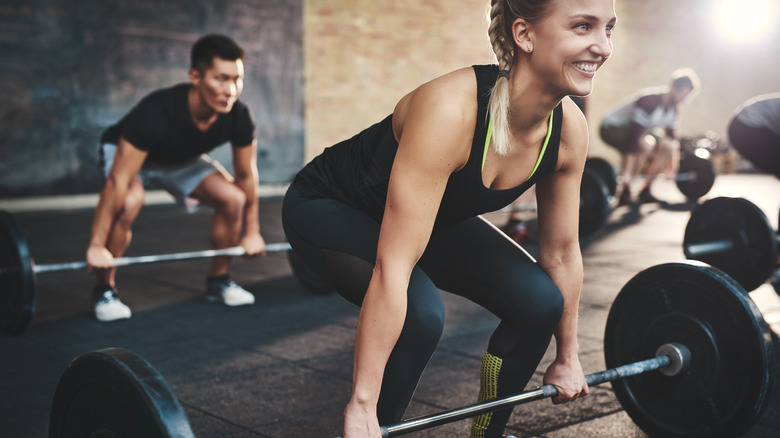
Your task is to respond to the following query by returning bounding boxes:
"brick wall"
[304,0,493,161]
[304,0,780,166]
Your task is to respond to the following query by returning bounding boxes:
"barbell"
[682,197,779,292]
[586,154,717,201]
[48,262,775,438]
[0,209,330,335]
[498,168,612,239]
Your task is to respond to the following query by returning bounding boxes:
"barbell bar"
[49,262,775,438]
[496,167,612,237]
[682,197,779,291]
[0,209,327,335]
[368,344,689,438]
[585,155,716,201]
[30,243,291,274]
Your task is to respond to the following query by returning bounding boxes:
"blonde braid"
[486,0,555,156]
[487,0,515,156]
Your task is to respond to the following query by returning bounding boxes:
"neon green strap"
[482,110,555,182]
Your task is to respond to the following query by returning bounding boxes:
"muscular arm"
[345,69,475,436]
[535,98,588,402]
[231,140,265,254]
[86,138,147,268]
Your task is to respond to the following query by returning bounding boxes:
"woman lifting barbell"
[282,1,616,436]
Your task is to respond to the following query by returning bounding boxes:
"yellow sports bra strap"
[482,119,493,172]
[482,110,555,181]
[527,110,555,181]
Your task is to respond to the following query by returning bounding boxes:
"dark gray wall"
[0,0,303,198]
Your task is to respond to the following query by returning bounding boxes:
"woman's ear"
[511,18,534,53]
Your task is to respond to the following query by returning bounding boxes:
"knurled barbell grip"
[32,242,292,274]
[330,344,688,438]
[683,240,734,259]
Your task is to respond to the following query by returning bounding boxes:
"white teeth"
[575,62,597,72]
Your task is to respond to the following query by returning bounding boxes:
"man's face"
[669,85,693,107]
[191,57,244,114]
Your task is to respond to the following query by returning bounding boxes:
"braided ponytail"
[487,0,514,156]
[486,0,555,156]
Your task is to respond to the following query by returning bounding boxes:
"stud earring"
[527,44,533,52]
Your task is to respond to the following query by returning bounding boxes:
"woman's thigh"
[420,216,563,331]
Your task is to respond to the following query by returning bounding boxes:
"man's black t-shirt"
[101,83,256,165]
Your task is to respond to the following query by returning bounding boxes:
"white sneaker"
[92,287,132,322]
[206,276,255,306]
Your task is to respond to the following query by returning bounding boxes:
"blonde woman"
[282,0,616,436]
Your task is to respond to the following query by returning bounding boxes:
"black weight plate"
[287,248,332,294]
[676,155,715,200]
[585,157,617,197]
[0,210,35,335]
[605,262,773,438]
[579,168,611,237]
[49,348,194,438]
[683,197,777,292]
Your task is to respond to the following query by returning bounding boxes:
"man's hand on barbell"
[240,233,267,257]
[86,245,115,271]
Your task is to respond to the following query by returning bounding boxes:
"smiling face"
[523,0,616,97]
[189,57,245,114]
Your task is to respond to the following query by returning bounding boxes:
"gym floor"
[2,173,780,437]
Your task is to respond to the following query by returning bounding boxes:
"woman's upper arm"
[375,72,475,277]
[536,98,589,253]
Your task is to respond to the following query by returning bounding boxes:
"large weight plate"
[605,262,773,438]
[676,155,715,200]
[684,197,777,292]
[0,210,35,335]
[585,157,617,198]
[579,168,611,237]
[50,348,194,438]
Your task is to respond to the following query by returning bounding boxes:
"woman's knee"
[510,277,564,334]
[537,288,565,331]
[403,273,445,349]
[405,300,445,348]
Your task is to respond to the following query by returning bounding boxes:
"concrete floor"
[1,173,779,437]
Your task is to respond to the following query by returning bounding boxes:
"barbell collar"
[683,240,734,259]
[373,347,679,438]
[32,242,292,274]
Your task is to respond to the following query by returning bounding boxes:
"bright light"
[717,0,774,40]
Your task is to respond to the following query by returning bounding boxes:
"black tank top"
[292,64,562,226]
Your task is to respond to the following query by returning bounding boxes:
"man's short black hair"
[191,34,245,73]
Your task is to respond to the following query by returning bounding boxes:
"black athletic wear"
[283,64,565,437]
[100,84,256,165]
[293,66,560,226]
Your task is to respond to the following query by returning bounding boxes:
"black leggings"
[282,185,564,432]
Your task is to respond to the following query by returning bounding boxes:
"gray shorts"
[99,143,227,212]
[599,124,630,151]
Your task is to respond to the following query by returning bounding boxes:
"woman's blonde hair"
[487,0,555,155]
